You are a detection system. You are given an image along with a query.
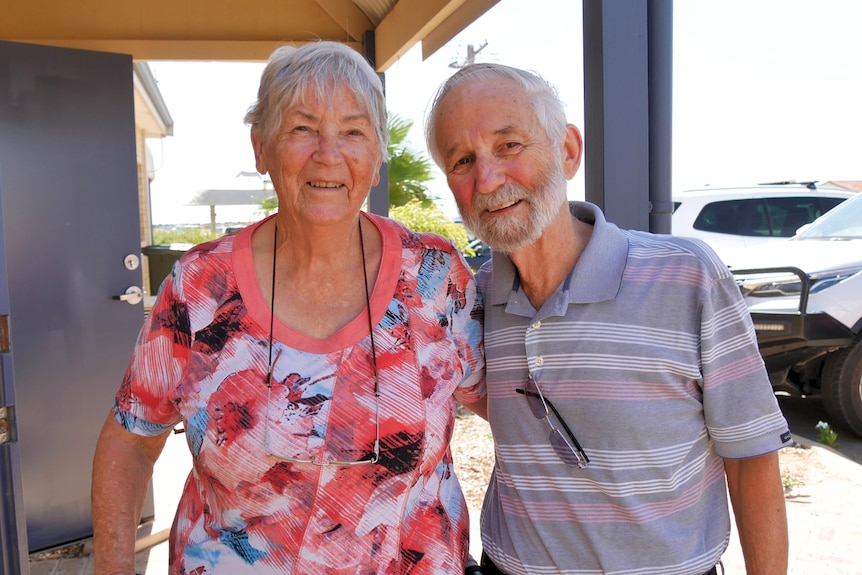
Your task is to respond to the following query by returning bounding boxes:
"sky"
[146,0,862,225]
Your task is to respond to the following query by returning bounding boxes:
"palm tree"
[387,113,435,207]
[258,194,278,216]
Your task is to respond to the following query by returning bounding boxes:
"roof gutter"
[133,62,174,136]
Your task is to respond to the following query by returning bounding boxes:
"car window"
[763,197,815,237]
[691,200,742,234]
[693,199,771,236]
[693,196,847,237]
[740,200,771,236]
[766,196,848,237]
[818,197,845,216]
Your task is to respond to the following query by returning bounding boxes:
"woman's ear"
[251,128,268,175]
[561,124,583,179]
[371,157,382,187]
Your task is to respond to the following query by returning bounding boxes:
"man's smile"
[487,198,522,213]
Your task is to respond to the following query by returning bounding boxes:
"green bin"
[142,243,193,295]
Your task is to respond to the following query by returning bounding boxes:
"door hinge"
[0,406,11,445]
[0,315,9,353]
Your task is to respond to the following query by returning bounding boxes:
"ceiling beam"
[314,0,375,42]
[5,39,361,61]
[374,0,466,71]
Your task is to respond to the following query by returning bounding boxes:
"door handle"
[113,286,143,305]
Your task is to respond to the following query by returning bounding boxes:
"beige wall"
[135,127,155,294]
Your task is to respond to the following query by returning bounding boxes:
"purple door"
[0,40,145,554]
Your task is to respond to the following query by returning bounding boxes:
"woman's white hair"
[244,41,388,158]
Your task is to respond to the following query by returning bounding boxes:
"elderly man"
[426,63,791,575]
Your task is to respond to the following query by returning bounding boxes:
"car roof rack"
[758,180,818,189]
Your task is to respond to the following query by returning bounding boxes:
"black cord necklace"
[263,218,381,465]
[265,222,279,386]
[265,219,379,392]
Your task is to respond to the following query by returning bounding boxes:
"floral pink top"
[114,213,485,574]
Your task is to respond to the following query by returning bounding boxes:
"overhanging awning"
[0,0,501,71]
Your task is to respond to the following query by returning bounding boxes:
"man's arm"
[724,451,788,574]
[91,413,171,575]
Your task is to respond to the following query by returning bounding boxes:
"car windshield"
[796,194,862,240]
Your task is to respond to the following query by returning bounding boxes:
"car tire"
[821,335,862,437]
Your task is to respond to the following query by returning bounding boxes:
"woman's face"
[253,83,382,227]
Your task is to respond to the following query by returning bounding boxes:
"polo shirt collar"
[489,201,628,312]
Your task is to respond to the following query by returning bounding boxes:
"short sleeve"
[447,249,486,405]
[113,265,191,436]
[700,273,792,458]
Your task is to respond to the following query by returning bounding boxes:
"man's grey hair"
[424,63,568,168]
[245,41,388,159]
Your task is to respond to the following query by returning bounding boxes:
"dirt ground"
[452,407,496,510]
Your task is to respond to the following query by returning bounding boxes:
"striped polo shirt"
[476,201,791,575]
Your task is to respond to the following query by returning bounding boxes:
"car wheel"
[821,336,862,437]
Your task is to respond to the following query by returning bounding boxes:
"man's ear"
[561,124,583,179]
[251,128,268,175]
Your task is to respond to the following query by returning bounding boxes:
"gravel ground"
[452,407,495,510]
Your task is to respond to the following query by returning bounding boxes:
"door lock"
[113,286,143,305]
[124,254,140,271]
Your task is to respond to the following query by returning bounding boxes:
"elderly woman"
[91,42,484,574]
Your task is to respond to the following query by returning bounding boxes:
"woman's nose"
[313,132,341,163]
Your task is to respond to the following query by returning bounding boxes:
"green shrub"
[152,227,218,245]
[389,200,470,251]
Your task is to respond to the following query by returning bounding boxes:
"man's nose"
[474,157,505,195]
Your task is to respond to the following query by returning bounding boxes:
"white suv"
[672,183,852,265]
[731,192,862,436]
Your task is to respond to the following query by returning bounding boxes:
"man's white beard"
[459,157,567,254]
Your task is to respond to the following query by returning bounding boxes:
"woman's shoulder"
[180,233,235,266]
[167,233,240,291]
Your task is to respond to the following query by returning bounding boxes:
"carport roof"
[0,0,501,71]
[187,188,274,207]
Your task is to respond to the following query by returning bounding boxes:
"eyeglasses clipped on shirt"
[516,375,589,468]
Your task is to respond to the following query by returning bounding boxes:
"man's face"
[433,77,575,253]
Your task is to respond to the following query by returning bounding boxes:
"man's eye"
[446,155,473,175]
[502,141,522,151]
